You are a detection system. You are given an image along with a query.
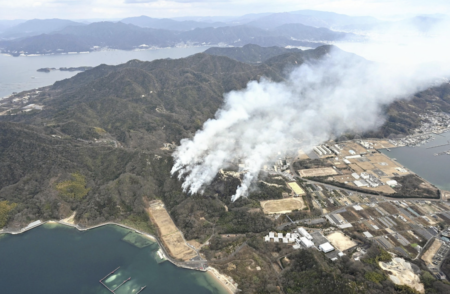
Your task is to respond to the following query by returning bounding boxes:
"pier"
[112,277,131,292]
[99,267,146,293]
[100,267,120,282]
[426,141,450,149]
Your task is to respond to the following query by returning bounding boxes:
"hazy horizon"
[1,0,450,21]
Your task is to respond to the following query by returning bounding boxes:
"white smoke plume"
[172,25,450,202]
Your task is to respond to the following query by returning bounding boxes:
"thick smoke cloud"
[171,45,449,202]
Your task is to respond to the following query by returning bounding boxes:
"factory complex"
[304,139,409,194]
[264,227,354,260]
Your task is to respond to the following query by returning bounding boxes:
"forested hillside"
[0,46,333,229]
[2,45,450,228]
[2,44,450,293]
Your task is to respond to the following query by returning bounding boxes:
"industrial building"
[300,237,314,248]
[298,227,313,240]
[354,180,368,187]
[319,242,335,253]
[314,147,323,156]
[386,180,398,187]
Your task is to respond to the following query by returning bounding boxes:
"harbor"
[381,131,450,191]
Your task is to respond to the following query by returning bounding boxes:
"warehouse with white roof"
[319,242,335,253]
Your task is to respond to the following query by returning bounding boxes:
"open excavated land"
[297,149,310,160]
[299,167,338,177]
[326,231,357,251]
[260,198,306,214]
[421,238,442,265]
[147,200,197,261]
[379,258,424,293]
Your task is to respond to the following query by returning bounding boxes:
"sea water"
[0,47,208,98]
[0,224,227,294]
[380,132,450,191]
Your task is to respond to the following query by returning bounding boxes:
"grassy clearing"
[0,201,17,228]
[56,173,90,201]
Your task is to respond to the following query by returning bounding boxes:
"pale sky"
[0,0,449,20]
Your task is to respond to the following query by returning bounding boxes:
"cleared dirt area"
[327,231,357,251]
[260,198,306,214]
[147,200,197,261]
[299,167,338,177]
[163,233,198,261]
[370,185,397,194]
[380,258,424,293]
[297,149,310,160]
[187,239,202,250]
[421,238,442,265]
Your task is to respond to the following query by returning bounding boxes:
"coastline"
[206,267,238,294]
[0,44,214,57]
[0,219,236,293]
[1,221,174,267]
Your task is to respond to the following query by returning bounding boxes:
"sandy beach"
[206,266,237,294]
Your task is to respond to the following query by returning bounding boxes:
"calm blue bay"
[0,224,227,294]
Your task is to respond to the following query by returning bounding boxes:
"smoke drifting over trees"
[172,44,450,201]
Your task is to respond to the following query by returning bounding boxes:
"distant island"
[37,66,93,73]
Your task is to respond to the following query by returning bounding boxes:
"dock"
[426,142,450,149]
[99,267,146,293]
[112,277,130,292]
[99,267,120,282]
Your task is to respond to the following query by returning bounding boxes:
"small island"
[37,66,93,73]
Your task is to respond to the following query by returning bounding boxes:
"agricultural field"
[260,198,306,214]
